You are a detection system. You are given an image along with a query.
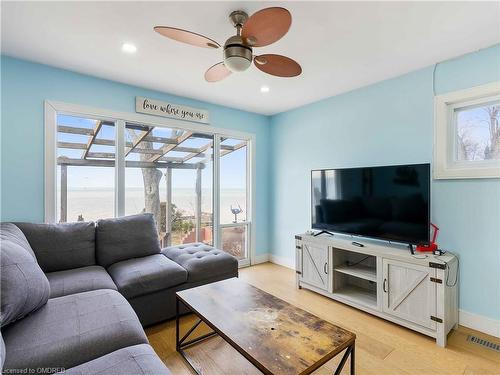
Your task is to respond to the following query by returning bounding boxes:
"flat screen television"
[311,163,430,245]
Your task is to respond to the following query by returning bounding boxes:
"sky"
[57,114,247,190]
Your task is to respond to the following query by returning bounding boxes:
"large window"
[49,103,253,266]
[434,82,500,179]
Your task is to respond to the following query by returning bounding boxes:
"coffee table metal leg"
[351,344,355,375]
[176,296,218,375]
[333,343,355,375]
[176,297,180,351]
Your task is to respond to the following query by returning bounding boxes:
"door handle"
[324,263,328,274]
[383,278,388,293]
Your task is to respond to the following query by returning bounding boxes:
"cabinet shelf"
[333,285,377,309]
[334,264,377,282]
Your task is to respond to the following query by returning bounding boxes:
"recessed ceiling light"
[260,86,270,93]
[121,43,137,54]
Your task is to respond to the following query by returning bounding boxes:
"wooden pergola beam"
[149,131,193,162]
[58,125,94,136]
[159,156,185,163]
[58,142,87,150]
[183,142,212,162]
[87,152,114,159]
[125,126,153,156]
[220,141,246,157]
[143,135,177,144]
[173,146,203,154]
[83,121,103,159]
[57,157,204,169]
[93,139,134,147]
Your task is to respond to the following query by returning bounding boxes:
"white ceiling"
[2,1,499,115]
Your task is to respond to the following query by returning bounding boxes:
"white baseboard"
[253,253,269,264]
[269,254,295,270]
[253,253,295,269]
[459,309,500,338]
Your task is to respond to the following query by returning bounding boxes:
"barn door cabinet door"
[382,259,437,330]
[299,240,330,292]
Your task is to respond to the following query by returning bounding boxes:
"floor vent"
[466,335,500,352]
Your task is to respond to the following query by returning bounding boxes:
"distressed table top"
[177,278,355,375]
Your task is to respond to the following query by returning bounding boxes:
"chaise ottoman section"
[162,243,238,283]
[62,344,171,375]
[46,265,117,298]
[2,289,148,372]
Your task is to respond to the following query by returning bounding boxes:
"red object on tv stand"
[416,223,439,252]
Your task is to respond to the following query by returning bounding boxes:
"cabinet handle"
[383,278,388,293]
[324,263,328,274]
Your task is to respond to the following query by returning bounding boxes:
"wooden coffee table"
[176,278,356,374]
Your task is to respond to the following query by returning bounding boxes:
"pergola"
[57,120,246,244]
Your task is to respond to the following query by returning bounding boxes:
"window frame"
[45,100,256,266]
[434,81,500,179]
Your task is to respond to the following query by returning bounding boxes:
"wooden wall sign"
[136,97,209,124]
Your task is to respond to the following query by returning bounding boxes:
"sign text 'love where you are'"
[135,97,209,124]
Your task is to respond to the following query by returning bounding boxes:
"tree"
[141,141,163,232]
[484,105,499,160]
[127,128,163,233]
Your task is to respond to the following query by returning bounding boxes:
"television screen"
[311,163,430,245]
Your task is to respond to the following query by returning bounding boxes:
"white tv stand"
[295,233,458,347]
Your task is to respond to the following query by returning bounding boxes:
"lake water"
[60,188,246,224]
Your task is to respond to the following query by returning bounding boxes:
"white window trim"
[44,100,257,266]
[434,81,500,179]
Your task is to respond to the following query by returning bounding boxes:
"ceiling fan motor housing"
[223,35,252,72]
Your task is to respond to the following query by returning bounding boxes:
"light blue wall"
[270,44,500,320]
[2,45,499,320]
[0,56,271,254]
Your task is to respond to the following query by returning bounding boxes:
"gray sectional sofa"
[0,213,238,374]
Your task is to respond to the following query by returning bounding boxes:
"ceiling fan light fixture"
[223,36,252,72]
[224,54,252,72]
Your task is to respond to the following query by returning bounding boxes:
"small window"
[434,82,500,179]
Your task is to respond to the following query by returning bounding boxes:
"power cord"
[346,255,371,267]
[433,250,459,287]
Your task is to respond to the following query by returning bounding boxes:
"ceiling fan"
[154,7,302,82]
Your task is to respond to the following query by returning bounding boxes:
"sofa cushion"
[1,223,36,259]
[15,221,96,272]
[2,289,148,372]
[107,254,187,299]
[96,214,161,268]
[63,344,171,375]
[46,265,117,298]
[0,223,50,327]
[163,243,238,283]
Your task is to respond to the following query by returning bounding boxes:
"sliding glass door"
[51,105,252,266]
[218,136,251,266]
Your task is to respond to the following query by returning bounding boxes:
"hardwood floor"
[146,263,500,375]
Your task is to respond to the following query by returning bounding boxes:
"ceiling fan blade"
[154,26,220,49]
[254,54,302,77]
[241,7,291,47]
[205,62,232,82]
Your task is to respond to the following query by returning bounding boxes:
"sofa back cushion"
[96,214,161,268]
[0,223,50,327]
[15,222,96,272]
